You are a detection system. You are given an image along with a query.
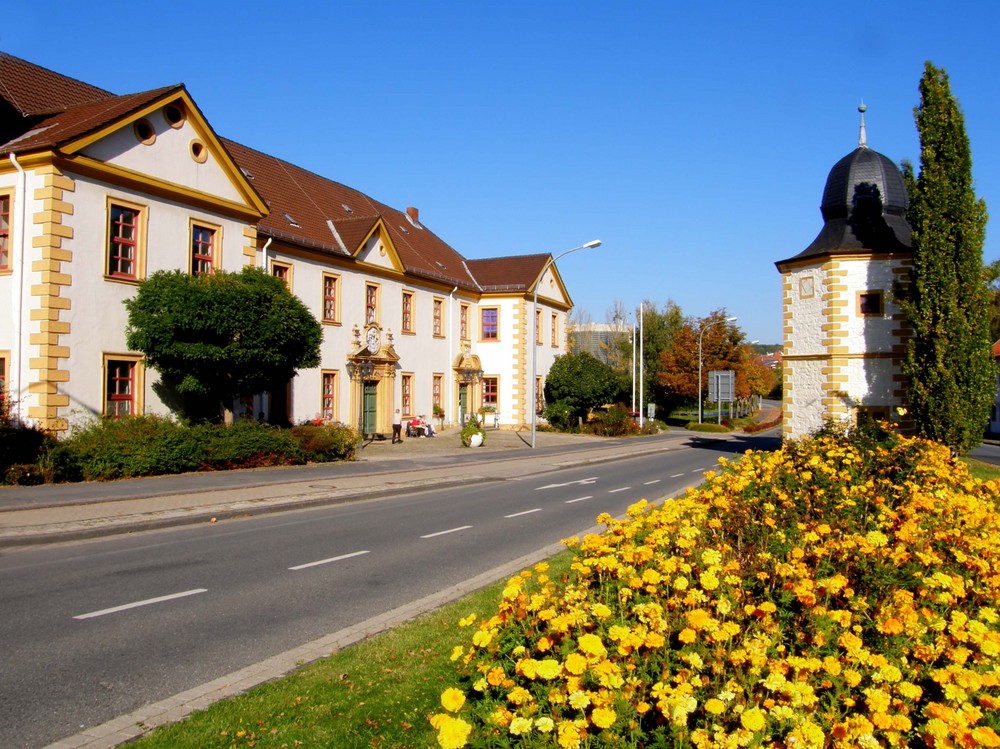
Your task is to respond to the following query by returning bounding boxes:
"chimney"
[406,206,419,223]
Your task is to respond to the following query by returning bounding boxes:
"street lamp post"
[531,239,603,448]
[697,315,737,424]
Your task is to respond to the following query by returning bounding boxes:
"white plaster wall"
[81,108,243,203]
[786,359,831,437]
[838,258,903,354]
[57,172,254,426]
[785,264,825,356]
[845,357,896,405]
[476,297,522,423]
[0,168,39,421]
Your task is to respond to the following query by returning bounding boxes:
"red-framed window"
[551,313,559,348]
[481,308,498,340]
[402,292,414,333]
[433,299,443,337]
[0,194,10,270]
[401,374,413,417]
[322,371,337,421]
[366,283,378,324]
[109,204,139,278]
[460,304,469,340]
[535,309,543,345]
[191,225,215,275]
[271,261,292,289]
[433,374,442,409]
[106,360,136,417]
[322,274,339,323]
[482,376,498,409]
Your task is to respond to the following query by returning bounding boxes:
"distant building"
[569,323,620,364]
[775,106,913,439]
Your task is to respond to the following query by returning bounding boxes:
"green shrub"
[544,399,577,432]
[0,396,47,480]
[4,463,45,486]
[59,415,203,480]
[588,405,638,437]
[686,421,730,433]
[200,420,305,470]
[460,416,486,447]
[291,423,362,462]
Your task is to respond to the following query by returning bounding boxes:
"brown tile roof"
[1,85,181,155]
[223,138,484,290]
[0,52,113,115]
[466,254,549,291]
[1,51,554,298]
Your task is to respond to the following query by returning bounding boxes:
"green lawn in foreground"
[963,456,1000,482]
[132,552,574,749]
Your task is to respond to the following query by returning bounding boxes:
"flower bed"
[432,425,1000,747]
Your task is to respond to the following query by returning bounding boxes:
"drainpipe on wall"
[9,154,26,424]
[257,237,273,420]
[449,286,457,427]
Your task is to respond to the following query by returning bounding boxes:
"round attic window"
[133,119,156,145]
[190,139,208,163]
[164,103,186,128]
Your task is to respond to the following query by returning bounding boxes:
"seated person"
[408,417,423,436]
[422,416,436,437]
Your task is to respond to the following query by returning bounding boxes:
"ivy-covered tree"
[125,267,322,423]
[901,61,993,453]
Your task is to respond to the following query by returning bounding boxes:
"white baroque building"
[0,53,578,436]
[775,108,913,439]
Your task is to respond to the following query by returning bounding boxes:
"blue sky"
[6,1,998,344]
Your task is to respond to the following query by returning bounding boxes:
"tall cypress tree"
[901,61,992,454]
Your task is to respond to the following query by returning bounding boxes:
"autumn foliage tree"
[658,311,756,419]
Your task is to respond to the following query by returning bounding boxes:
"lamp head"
[583,239,602,249]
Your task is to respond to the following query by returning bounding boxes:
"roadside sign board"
[708,370,735,403]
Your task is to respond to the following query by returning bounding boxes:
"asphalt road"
[1,437,774,749]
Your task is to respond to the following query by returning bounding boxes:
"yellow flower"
[557,720,582,749]
[568,690,591,710]
[591,706,616,729]
[678,627,697,644]
[577,633,607,657]
[441,687,466,713]
[509,716,533,735]
[536,716,555,732]
[458,613,477,627]
[741,707,766,732]
[704,698,726,714]
[564,652,588,675]
[434,715,472,749]
[536,659,562,680]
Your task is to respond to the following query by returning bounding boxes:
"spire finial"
[858,100,868,148]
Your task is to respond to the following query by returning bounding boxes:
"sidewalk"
[0,427,704,548]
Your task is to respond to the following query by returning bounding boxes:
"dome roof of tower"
[820,146,910,221]
[777,144,912,266]
[776,102,914,270]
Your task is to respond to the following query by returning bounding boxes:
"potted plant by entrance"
[433,404,445,430]
[461,415,486,447]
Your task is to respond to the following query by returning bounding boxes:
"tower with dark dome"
[775,105,913,438]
